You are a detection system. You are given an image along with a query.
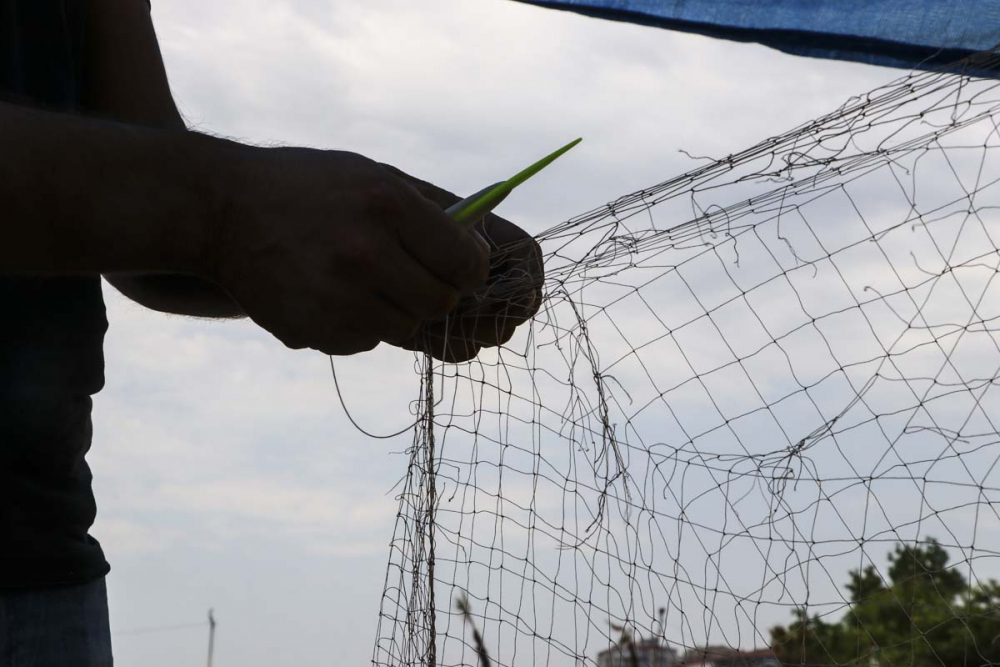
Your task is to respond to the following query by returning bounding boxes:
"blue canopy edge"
[512,0,1000,77]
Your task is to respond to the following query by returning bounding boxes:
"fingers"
[312,335,380,357]
[280,288,420,355]
[479,218,544,321]
[393,303,524,363]
[397,326,481,364]
[356,163,544,362]
[372,245,462,321]
[363,294,422,343]
[378,163,459,209]
[385,235,544,362]
[270,317,382,357]
[377,172,490,292]
[461,302,522,348]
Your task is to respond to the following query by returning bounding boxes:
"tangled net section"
[372,52,1000,667]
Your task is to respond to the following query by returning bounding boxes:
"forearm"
[0,100,228,277]
[76,0,245,317]
[106,274,245,318]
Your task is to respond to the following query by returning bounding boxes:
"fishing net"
[365,50,1000,667]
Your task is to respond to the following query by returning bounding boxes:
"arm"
[82,0,244,318]
[0,99,489,356]
[4,0,534,361]
[0,101,219,277]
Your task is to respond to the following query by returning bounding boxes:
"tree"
[769,539,1000,666]
[769,607,856,666]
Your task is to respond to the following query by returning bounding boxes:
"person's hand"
[208,147,490,356]
[380,164,545,363]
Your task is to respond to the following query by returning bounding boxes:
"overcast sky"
[86,1,926,666]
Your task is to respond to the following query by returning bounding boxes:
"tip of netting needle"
[447,138,583,227]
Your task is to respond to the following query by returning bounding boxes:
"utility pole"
[207,608,216,667]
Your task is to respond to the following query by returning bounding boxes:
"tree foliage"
[769,539,1000,666]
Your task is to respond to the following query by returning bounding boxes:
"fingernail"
[471,229,491,254]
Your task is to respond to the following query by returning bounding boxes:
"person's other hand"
[209,148,490,356]
[380,164,545,363]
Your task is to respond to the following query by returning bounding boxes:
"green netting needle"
[445,137,582,226]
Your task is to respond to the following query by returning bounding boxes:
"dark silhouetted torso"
[0,0,110,588]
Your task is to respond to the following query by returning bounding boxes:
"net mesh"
[368,51,1000,667]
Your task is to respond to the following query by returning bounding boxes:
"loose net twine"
[367,50,1000,667]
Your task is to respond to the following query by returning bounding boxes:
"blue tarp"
[512,1,1000,75]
